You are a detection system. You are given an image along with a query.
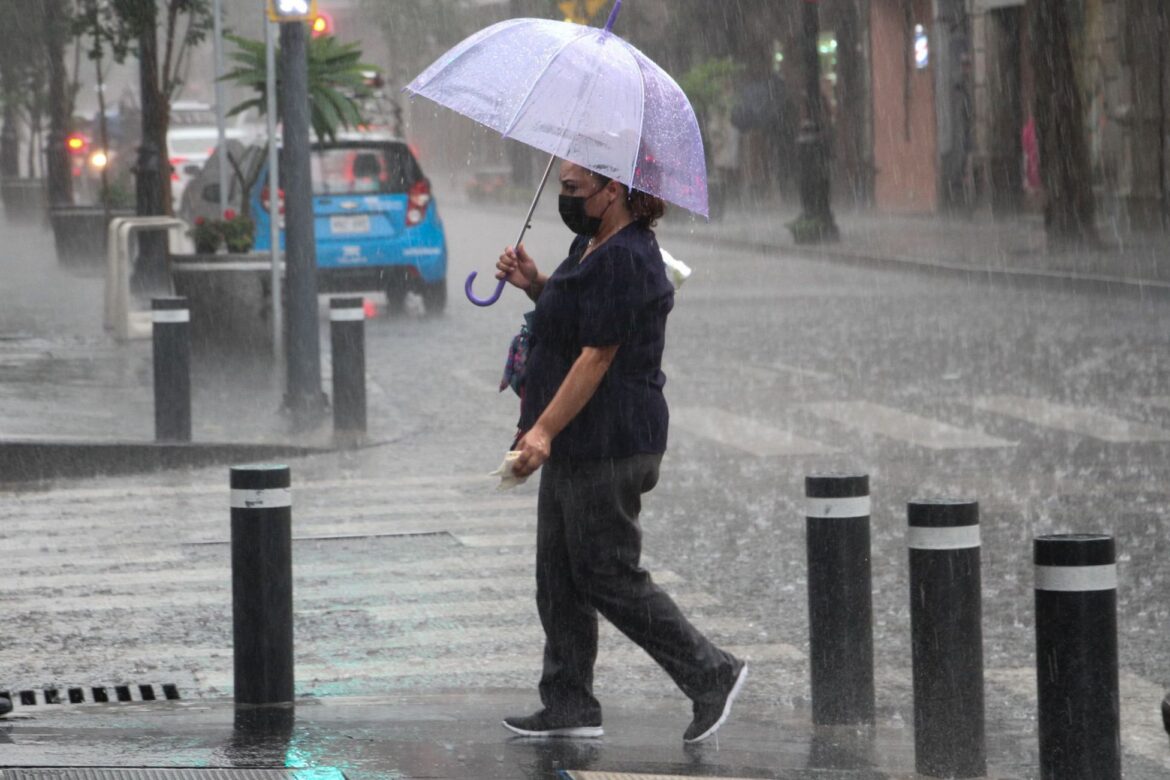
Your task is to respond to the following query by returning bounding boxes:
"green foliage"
[95,0,213,100]
[0,1,52,130]
[223,33,377,143]
[101,177,135,209]
[678,57,743,122]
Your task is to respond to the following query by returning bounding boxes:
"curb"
[658,226,1170,297]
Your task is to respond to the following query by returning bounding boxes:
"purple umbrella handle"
[465,272,506,307]
[603,0,623,32]
[464,154,557,309]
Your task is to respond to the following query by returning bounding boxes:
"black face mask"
[558,192,604,237]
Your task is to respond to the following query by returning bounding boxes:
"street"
[2,195,1170,777]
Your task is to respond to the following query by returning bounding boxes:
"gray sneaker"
[683,661,748,743]
[502,709,603,738]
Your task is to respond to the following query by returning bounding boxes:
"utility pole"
[279,18,326,428]
[212,0,229,214]
[790,0,838,244]
[133,4,169,292]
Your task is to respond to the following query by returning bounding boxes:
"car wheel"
[385,281,408,316]
[422,280,447,316]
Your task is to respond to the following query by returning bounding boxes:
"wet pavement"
[0,690,1031,779]
[4,189,1170,778]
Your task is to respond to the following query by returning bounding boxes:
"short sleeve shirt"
[519,223,674,462]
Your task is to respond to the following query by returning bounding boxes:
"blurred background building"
[2,0,1166,231]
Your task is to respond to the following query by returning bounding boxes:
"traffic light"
[65,132,88,154]
[268,0,317,23]
[310,10,333,37]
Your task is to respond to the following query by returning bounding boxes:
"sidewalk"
[0,689,1031,780]
[655,197,1170,291]
[3,198,1169,779]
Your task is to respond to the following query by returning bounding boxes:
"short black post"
[152,297,191,442]
[1034,533,1120,780]
[805,473,874,725]
[1162,692,1170,739]
[329,297,366,444]
[908,499,986,778]
[231,464,294,707]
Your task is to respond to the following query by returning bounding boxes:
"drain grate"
[0,683,180,708]
[0,771,346,780]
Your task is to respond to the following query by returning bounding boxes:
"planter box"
[49,206,136,267]
[1,178,47,224]
[170,252,278,355]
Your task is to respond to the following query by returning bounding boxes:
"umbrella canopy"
[405,11,708,217]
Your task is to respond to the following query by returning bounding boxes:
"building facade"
[969,0,1168,230]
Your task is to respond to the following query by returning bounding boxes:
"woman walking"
[496,161,747,743]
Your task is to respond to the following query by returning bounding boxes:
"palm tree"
[223,33,376,143]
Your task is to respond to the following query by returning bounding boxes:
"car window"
[171,109,218,126]
[170,138,217,157]
[304,145,418,195]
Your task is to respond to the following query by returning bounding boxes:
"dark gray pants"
[535,454,738,721]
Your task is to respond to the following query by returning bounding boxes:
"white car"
[168,101,257,206]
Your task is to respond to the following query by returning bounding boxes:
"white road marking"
[357,591,721,622]
[772,361,835,382]
[455,532,537,547]
[449,366,499,394]
[0,474,493,502]
[0,495,534,531]
[670,406,835,456]
[0,551,541,593]
[5,569,687,613]
[800,400,1016,450]
[974,395,1170,443]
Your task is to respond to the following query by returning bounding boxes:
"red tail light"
[406,179,431,227]
[260,185,286,215]
[170,157,186,182]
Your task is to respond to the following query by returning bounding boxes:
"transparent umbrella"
[405,0,707,306]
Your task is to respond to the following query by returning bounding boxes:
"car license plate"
[330,214,370,234]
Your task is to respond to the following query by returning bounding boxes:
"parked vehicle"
[167,100,258,204]
[179,131,448,314]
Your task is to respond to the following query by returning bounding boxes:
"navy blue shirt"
[519,223,674,462]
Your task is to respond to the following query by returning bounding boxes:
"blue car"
[248,134,448,313]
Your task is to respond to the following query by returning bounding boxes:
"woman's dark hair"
[589,172,667,229]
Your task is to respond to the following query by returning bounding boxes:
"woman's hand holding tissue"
[512,424,551,478]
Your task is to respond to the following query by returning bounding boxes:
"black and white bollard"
[1034,533,1120,780]
[805,473,875,725]
[329,297,367,444]
[1163,692,1170,739]
[152,297,191,442]
[231,464,294,707]
[908,499,986,778]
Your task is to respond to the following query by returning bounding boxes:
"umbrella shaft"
[515,154,558,248]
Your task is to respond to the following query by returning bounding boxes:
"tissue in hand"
[490,450,529,490]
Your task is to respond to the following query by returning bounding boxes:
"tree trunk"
[0,52,20,177]
[1030,0,1097,246]
[43,0,73,206]
[136,9,166,219]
